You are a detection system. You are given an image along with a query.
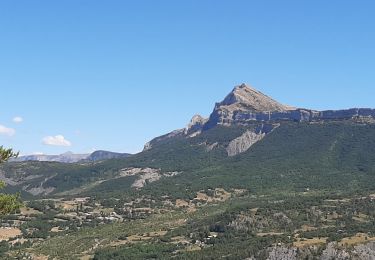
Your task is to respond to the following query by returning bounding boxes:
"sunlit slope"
[2,121,375,199]
[137,121,375,198]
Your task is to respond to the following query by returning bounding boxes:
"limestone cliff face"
[219,84,292,112]
[226,130,265,156]
[204,84,375,129]
[267,246,297,260]
[226,124,277,156]
[264,242,375,259]
[204,84,294,129]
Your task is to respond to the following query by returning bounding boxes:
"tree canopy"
[0,146,22,215]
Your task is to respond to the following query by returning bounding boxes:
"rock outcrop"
[264,242,375,259]
[119,168,179,188]
[226,124,277,156]
[185,114,208,137]
[320,242,350,260]
[320,241,375,259]
[267,246,297,260]
[352,241,375,259]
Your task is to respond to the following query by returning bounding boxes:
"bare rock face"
[320,242,350,260]
[220,84,293,112]
[226,124,278,156]
[352,242,375,259]
[185,114,208,136]
[267,246,297,260]
[263,242,375,260]
[226,130,265,156]
[143,141,153,151]
[119,168,179,188]
[26,185,55,196]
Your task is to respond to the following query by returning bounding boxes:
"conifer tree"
[0,146,22,215]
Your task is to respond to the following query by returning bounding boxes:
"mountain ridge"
[11,150,131,163]
[145,83,375,150]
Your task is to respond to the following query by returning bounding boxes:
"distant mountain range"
[83,150,132,162]
[10,150,131,163]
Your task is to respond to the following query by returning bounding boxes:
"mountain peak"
[219,83,292,112]
[234,83,254,90]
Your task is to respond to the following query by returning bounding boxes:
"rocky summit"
[202,83,375,130]
[218,83,293,113]
[183,83,375,133]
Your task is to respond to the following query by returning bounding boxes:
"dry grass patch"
[109,231,168,247]
[339,233,375,247]
[299,225,317,232]
[196,192,212,202]
[56,201,77,210]
[323,211,342,222]
[109,240,130,247]
[0,227,21,241]
[10,238,27,245]
[215,188,231,201]
[171,236,190,244]
[187,206,197,213]
[175,199,189,208]
[20,207,42,215]
[126,234,152,242]
[293,237,327,248]
[29,254,49,260]
[50,227,63,233]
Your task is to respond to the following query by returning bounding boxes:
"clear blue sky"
[1,1,375,155]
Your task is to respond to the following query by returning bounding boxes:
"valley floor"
[2,188,375,259]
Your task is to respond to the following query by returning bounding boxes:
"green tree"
[0,146,22,215]
[0,146,18,163]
